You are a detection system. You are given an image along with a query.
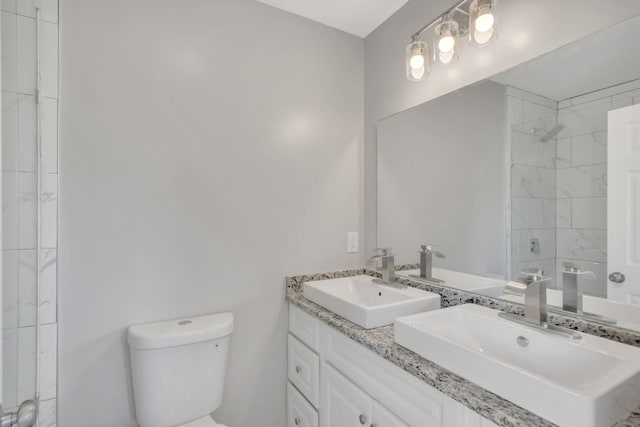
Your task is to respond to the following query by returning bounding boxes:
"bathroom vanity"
[285,269,640,427]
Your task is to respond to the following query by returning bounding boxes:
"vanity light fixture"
[406,35,429,81]
[405,0,498,81]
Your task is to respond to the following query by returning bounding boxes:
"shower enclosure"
[2,1,58,425]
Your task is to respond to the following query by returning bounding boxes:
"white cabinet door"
[371,401,410,427]
[608,103,640,303]
[321,364,372,427]
[287,382,319,427]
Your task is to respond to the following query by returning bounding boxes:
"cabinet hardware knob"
[359,414,367,424]
[295,365,302,373]
[609,272,626,284]
[294,417,301,426]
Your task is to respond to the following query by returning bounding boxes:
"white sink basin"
[397,268,507,294]
[394,304,640,427]
[303,275,440,329]
[499,289,640,332]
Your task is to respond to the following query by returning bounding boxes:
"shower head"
[537,124,565,142]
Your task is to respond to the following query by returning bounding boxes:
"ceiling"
[254,0,409,38]
[491,16,640,101]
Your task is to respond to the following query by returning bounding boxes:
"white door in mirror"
[608,104,640,304]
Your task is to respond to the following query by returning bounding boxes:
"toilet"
[127,312,233,427]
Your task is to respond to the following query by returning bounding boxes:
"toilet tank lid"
[127,312,233,350]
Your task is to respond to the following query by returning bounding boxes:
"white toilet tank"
[127,312,233,427]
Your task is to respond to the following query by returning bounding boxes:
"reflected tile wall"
[2,1,58,425]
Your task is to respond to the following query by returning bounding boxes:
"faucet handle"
[372,248,392,256]
[419,244,446,258]
[562,261,596,279]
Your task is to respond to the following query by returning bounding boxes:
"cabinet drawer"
[288,382,319,427]
[289,304,320,351]
[288,334,320,407]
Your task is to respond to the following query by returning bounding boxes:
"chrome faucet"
[500,267,582,339]
[410,245,445,283]
[561,262,595,315]
[367,248,395,284]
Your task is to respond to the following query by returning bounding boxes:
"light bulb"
[439,50,454,65]
[438,34,455,53]
[475,4,494,32]
[410,67,425,80]
[409,53,425,70]
[473,27,493,45]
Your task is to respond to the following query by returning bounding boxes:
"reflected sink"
[396,268,507,293]
[394,304,640,427]
[303,275,440,329]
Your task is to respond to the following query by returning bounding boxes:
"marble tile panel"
[18,171,36,249]
[507,96,523,126]
[18,249,36,327]
[38,398,56,427]
[3,250,19,329]
[18,94,36,172]
[511,165,555,198]
[556,198,571,229]
[3,328,19,409]
[16,14,36,95]
[42,97,58,173]
[558,99,570,109]
[2,11,18,92]
[39,0,57,23]
[511,131,545,167]
[41,173,58,249]
[17,325,36,404]
[557,229,607,263]
[3,171,19,249]
[2,0,16,12]
[612,95,633,110]
[572,197,606,230]
[572,131,606,166]
[39,323,57,400]
[40,249,57,324]
[39,21,58,98]
[557,98,610,138]
[555,137,571,168]
[511,198,555,229]
[556,164,607,198]
[16,0,34,17]
[511,228,555,262]
[513,101,557,135]
[571,80,640,106]
[2,90,19,171]
[506,86,557,109]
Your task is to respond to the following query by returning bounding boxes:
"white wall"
[377,81,506,275]
[364,0,640,253]
[58,1,363,426]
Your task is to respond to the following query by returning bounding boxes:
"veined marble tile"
[18,94,37,172]
[39,323,57,400]
[2,0,16,12]
[40,249,57,325]
[557,98,610,138]
[511,228,555,262]
[542,139,556,169]
[507,86,557,109]
[16,14,36,95]
[18,249,36,327]
[16,0,35,17]
[572,197,607,230]
[2,11,18,92]
[3,250,19,329]
[612,95,634,110]
[571,80,640,106]
[556,137,571,168]
[572,131,607,166]
[39,21,58,99]
[3,328,19,409]
[511,131,546,167]
[556,164,607,198]
[38,0,58,23]
[3,171,20,250]
[42,97,58,174]
[38,398,56,427]
[558,99,570,109]
[512,101,557,135]
[41,173,58,249]
[556,198,571,229]
[557,229,607,263]
[2,90,19,171]
[511,165,555,198]
[18,171,36,249]
[511,198,555,229]
[555,258,607,297]
[17,325,36,404]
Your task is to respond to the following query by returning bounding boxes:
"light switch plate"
[347,232,359,253]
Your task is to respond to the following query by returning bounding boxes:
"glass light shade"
[406,39,429,81]
[434,20,459,66]
[469,0,497,46]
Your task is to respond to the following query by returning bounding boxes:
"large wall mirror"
[377,16,640,331]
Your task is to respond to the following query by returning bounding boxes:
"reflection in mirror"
[377,16,640,331]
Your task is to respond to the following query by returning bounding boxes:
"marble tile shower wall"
[508,87,558,285]
[555,79,640,297]
[2,1,58,426]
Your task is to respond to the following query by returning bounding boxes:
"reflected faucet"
[561,262,596,315]
[367,248,395,284]
[410,245,445,283]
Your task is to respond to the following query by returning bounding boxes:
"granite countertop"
[285,269,640,427]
